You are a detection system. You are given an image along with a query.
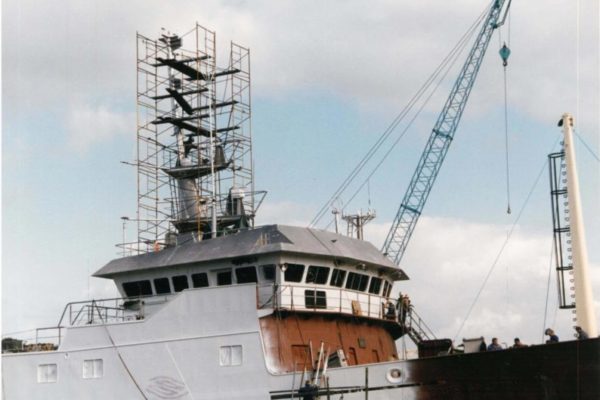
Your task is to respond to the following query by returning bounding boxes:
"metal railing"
[258,283,389,320]
[57,296,169,328]
[257,283,436,344]
[404,306,436,343]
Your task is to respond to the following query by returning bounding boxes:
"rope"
[309,5,490,228]
[453,137,561,342]
[576,0,580,121]
[503,65,511,214]
[542,240,555,342]
[98,311,148,399]
[320,13,491,231]
[322,52,464,231]
[575,130,600,162]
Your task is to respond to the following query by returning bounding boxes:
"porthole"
[386,368,402,384]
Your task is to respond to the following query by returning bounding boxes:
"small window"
[306,266,330,285]
[219,345,243,366]
[330,269,346,287]
[83,359,103,379]
[284,264,305,282]
[235,266,258,284]
[261,265,276,281]
[345,272,369,292]
[37,364,57,383]
[153,278,171,294]
[191,273,209,288]
[383,281,391,298]
[368,277,382,295]
[122,280,152,297]
[217,270,232,286]
[305,290,327,309]
[172,275,189,292]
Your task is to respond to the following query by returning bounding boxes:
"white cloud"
[3,0,598,130]
[66,104,133,152]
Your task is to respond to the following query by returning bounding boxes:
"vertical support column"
[561,112,598,337]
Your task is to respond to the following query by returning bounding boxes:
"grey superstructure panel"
[94,225,404,278]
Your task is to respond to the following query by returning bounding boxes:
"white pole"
[561,112,598,337]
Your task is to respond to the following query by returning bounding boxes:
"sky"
[2,0,599,349]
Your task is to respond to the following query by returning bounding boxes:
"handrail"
[267,283,389,320]
[57,294,165,327]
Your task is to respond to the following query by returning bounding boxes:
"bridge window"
[122,280,152,297]
[330,269,346,287]
[306,266,330,285]
[284,264,305,282]
[383,281,391,297]
[191,273,209,288]
[261,264,276,281]
[83,359,103,379]
[172,275,189,292]
[217,270,233,286]
[368,277,382,295]
[305,290,327,309]
[37,363,57,383]
[345,272,369,292]
[153,278,171,294]
[235,266,258,284]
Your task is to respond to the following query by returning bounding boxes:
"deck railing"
[257,283,389,320]
[57,295,169,327]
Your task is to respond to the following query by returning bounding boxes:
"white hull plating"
[2,285,415,400]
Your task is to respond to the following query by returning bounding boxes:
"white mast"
[561,112,598,337]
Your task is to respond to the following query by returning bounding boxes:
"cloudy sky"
[2,0,599,348]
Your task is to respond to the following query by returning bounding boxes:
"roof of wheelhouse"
[94,224,408,280]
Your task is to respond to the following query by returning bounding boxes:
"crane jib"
[382,0,510,266]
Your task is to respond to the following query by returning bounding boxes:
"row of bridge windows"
[284,264,391,297]
[122,265,276,297]
[121,264,391,298]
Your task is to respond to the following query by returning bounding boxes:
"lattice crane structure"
[382,0,512,265]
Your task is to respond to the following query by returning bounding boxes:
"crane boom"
[382,0,510,265]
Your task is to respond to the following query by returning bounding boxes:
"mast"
[560,112,598,337]
[131,25,262,253]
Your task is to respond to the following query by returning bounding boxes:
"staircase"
[402,305,436,344]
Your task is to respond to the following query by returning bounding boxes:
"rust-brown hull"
[260,311,400,372]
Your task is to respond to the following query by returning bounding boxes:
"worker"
[400,295,411,324]
[575,326,589,340]
[298,380,317,400]
[487,337,503,351]
[385,301,396,320]
[545,328,559,343]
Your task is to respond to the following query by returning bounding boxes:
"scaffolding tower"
[129,24,262,254]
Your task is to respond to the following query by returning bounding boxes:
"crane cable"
[308,5,491,228]
[498,15,512,214]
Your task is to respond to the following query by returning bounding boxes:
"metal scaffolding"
[126,24,261,254]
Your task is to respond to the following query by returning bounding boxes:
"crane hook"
[499,42,511,67]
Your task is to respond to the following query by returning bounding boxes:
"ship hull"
[274,337,600,399]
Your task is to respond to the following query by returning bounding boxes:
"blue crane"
[382,0,512,265]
